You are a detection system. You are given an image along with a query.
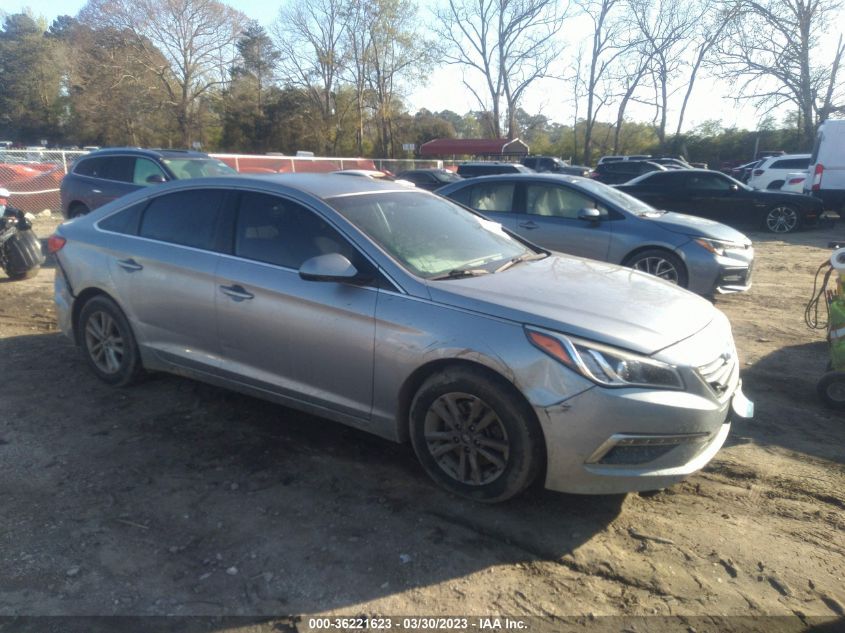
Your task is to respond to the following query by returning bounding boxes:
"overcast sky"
[9,0,838,135]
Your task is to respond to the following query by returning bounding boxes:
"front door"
[214,191,377,420]
[511,182,613,260]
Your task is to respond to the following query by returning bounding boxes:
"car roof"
[139,173,424,200]
[82,147,212,159]
[440,173,592,187]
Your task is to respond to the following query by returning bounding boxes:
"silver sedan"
[51,175,753,502]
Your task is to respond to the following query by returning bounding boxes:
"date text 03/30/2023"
[306,617,529,631]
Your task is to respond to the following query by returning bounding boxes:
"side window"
[139,189,224,250]
[689,174,730,190]
[103,156,136,183]
[235,192,360,270]
[74,157,106,177]
[446,186,472,206]
[775,158,811,169]
[468,182,515,212]
[98,200,146,235]
[526,184,594,219]
[134,158,166,185]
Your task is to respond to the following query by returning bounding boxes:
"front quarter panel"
[371,291,595,441]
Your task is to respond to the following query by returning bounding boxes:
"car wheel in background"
[409,366,543,502]
[766,180,784,190]
[624,249,688,287]
[78,296,144,386]
[68,202,89,218]
[764,205,801,233]
[817,371,845,410]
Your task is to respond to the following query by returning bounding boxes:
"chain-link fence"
[0,149,452,215]
[0,149,84,214]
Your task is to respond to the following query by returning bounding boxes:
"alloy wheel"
[423,392,510,486]
[631,256,680,284]
[84,310,125,374]
[766,206,799,233]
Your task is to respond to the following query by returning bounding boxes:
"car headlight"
[526,327,685,390]
[693,237,747,256]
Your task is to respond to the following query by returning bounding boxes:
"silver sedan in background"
[436,174,754,297]
[51,175,753,502]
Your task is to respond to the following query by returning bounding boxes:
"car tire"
[766,180,784,190]
[624,249,689,287]
[817,371,845,410]
[409,366,544,502]
[764,205,801,233]
[68,203,89,218]
[78,296,144,387]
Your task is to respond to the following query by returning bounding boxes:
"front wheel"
[624,249,688,287]
[764,205,801,233]
[78,296,144,386]
[409,367,543,502]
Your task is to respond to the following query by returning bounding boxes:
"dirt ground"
[0,214,843,631]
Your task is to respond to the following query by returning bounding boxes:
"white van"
[805,119,845,213]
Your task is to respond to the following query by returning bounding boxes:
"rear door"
[214,190,377,419]
[106,188,227,369]
[450,180,519,233]
[510,181,613,259]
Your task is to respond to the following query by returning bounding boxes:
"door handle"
[219,284,254,302]
[117,258,143,272]
[92,189,102,194]
[519,221,538,229]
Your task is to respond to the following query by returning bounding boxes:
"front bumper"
[677,241,754,296]
[538,382,751,494]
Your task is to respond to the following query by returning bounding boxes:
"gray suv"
[60,148,236,218]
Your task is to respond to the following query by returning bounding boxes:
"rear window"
[771,157,811,169]
[139,189,225,250]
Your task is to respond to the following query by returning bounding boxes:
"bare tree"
[717,0,845,145]
[80,0,247,147]
[273,0,350,154]
[433,0,565,139]
[365,0,431,157]
[630,0,699,147]
[575,0,631,164]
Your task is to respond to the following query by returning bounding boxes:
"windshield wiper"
[494,252,548,273]
[431,268,491,280]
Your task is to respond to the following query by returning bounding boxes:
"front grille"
[697,345,737,395]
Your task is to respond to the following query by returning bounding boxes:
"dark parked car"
[521,156,591,176]
[616,168,823,233]
[60,147,237,218]
[589,160,666,185]
[436,173,754,296]
[395,168,462,190]
[456,162,534,178]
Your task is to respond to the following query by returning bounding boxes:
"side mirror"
[299,253,364,283]
[146,174,167,184]
[577,207,602,222]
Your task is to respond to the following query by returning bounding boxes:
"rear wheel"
[78,296,144,386]
[624,249,688,287]
[818,372,845,410]
[764,205,801,233]
[766,180,784,190]
[68,203,89,218]
[409,367,543,502]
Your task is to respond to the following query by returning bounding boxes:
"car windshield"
[573,178,656,214]
[163,158,237,179]
[328,191,535,279]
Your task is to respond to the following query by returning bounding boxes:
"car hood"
[426,254,716,355]
[643,211,751,243]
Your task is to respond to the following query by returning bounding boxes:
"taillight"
[753,169,764,176]
[788,176,805,185]
[0,198,7,206]
[811,164,824,191]
[588,171,599,179]
[47,235,66,253]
